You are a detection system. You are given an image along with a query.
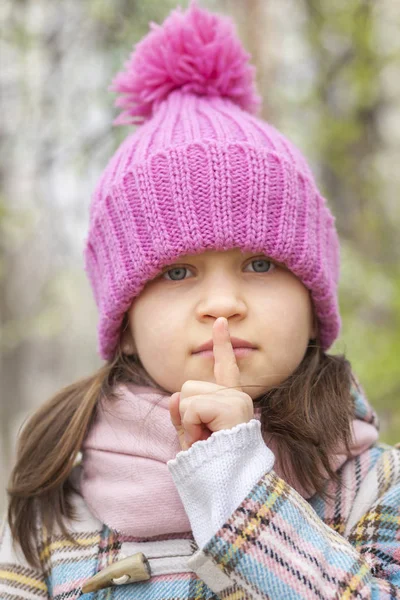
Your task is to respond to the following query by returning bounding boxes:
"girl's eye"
[161,258,274,281]
[162,267,193,281]
[245,258,274,273]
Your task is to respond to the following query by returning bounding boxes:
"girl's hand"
[169,317,254,451]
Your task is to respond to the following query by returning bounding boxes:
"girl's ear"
[120,317,136,356]
[121,335,136,356]
[122,341,136,356]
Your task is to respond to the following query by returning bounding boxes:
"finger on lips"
[170,318,248,450]
[212,317,242,391]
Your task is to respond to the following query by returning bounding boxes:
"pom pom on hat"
[110,0,261,125]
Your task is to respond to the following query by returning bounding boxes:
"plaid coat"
[1,389,400,599]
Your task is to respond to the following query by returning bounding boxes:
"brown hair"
[7,327,354,568]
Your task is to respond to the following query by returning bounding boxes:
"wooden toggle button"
[82,552,151,594]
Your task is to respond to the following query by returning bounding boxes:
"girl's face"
[122,248,316,399]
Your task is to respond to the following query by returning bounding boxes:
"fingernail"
[222,318,229,332]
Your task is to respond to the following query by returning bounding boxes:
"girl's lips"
[193,347,256,358]
[193,336,256,353]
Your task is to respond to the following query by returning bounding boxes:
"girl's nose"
[195,283,247,322]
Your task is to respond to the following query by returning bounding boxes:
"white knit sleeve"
[167,419,275,548]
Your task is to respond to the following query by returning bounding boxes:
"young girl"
[2,2,400,599]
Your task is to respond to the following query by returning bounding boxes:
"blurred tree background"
[0,0,399,513]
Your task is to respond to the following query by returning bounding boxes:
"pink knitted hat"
[84,1,341,361]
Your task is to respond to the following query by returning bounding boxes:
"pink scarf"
[81,383,378,538]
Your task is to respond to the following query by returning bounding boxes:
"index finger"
[212,317,242,390]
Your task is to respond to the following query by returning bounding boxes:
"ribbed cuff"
[167,419,275,548]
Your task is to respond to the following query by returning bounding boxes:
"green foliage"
[300,0,400,444]
[332,242,400,445]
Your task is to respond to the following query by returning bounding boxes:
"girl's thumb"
[169,392,190,451]
[168,392,181,428]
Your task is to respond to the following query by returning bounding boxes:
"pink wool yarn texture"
[84,2,341,361]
